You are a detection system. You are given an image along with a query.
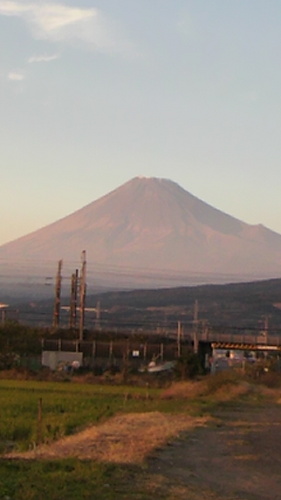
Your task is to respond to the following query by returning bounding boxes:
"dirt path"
[147,404,281,500]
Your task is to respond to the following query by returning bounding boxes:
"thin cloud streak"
[28,53,60,63]
[8,71,25,81]
[0,1,29,15]
[0,1,96,27]
[0,1,132,55]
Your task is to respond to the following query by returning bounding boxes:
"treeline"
[0,322,44,369]
[87,278,281,329]
[87,278,281,308]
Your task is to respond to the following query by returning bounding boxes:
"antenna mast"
[69,269,79,330]
[53,259,63,329]
[79,250,87,341]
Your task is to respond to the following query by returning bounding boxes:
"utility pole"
[1,309,6,325]
[69,269,79,330]
[260,315,269,344]
[193,299,199,353]
[177,320,182,357]
[79,250,87,341]
[264,315,269,343]
[53,259,63,329]
[95,300,101,329]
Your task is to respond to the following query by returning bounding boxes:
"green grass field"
[0,459,154,500]
[0,372,268,454]
[0,379,190,500]
[1,372,278,500]
[0,379,164,452]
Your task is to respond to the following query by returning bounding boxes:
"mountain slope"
[1,177,281,286]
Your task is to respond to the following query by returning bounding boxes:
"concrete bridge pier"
[197,341,213,372]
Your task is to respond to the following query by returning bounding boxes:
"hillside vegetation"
[6,277,281,334]
[87,278,281,331]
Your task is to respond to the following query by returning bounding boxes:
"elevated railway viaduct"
[42,330,281,371]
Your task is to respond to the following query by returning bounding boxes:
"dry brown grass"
[7,412,209,464]
[161,379,208,399]
[257,385,281,402]
[208,382,252,402]
[161,377,253,402]
[161,376,281,405]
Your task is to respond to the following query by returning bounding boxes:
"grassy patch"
[2,373,276,453]
[0,459,148,500]
[1,374,280,499]
[0,457,234,500]
[0,380,163,452]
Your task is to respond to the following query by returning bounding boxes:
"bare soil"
[147,404,281,500]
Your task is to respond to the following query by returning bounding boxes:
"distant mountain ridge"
[1,176,281,289]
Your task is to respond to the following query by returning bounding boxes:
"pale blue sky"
[1,0,281,246]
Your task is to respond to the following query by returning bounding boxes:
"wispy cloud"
[8,71,25,81]
[28,53,60,63]
[0,1,130,54]
[0,1,96,30]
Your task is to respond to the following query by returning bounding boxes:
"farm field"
[0,377,198,500]
[0,373,281,499]
[0,379,165,452]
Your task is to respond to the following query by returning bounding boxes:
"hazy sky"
[1,0,281,246]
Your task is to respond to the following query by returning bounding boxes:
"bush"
[175,352,202,379]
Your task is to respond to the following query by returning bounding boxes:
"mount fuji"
[1,177,281,291]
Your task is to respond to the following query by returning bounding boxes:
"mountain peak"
[1,177,281,287]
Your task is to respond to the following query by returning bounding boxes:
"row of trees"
[0,322,43,369]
